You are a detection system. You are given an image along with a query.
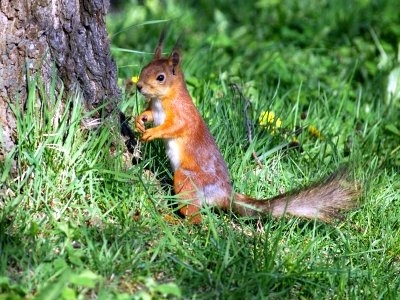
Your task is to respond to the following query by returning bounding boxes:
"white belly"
[151,99,180,170]
[151,99,165,126]
[165,139,180,171]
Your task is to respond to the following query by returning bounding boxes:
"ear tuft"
[154,28,167,59]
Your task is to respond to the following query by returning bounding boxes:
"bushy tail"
[232,170,359,222]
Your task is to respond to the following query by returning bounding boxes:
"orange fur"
[135,35,359,224]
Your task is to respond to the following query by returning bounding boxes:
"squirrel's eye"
[156,74,165,82]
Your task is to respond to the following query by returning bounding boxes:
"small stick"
[231,84,263,168]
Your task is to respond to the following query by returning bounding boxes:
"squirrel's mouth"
[137,89,149,97]
[138,91,155,102]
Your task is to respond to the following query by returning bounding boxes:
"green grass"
[1,0,400,299]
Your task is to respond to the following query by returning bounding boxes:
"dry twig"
[231,84,263,168]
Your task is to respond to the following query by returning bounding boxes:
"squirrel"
[135,33,359,224]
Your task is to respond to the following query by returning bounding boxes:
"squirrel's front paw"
[141,128,157,142]
[135,114,148,133]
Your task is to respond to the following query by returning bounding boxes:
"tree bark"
[0,0,133,164]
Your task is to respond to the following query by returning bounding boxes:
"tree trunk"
[0,0,134,164]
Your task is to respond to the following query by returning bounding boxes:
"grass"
[1,0,400,299]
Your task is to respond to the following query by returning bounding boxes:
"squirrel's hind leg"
[174,169,203,223]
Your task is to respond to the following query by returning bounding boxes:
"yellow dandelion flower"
[259,111,275,126]
[259,110,282,134]
[275,117,282,129]
[131,75,139,84]
[308,125,322,139]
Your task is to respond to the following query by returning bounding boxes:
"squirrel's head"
[137,32,184,100]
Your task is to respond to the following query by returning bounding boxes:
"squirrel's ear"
[171,50,180,67]
[154,45,162,59]
[169,33,183,68]
[154,28,167,59]
[169,50,180,75]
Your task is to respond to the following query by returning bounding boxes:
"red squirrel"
[135,34,359,224]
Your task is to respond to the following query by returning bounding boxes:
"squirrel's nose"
[136,83,142,92]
